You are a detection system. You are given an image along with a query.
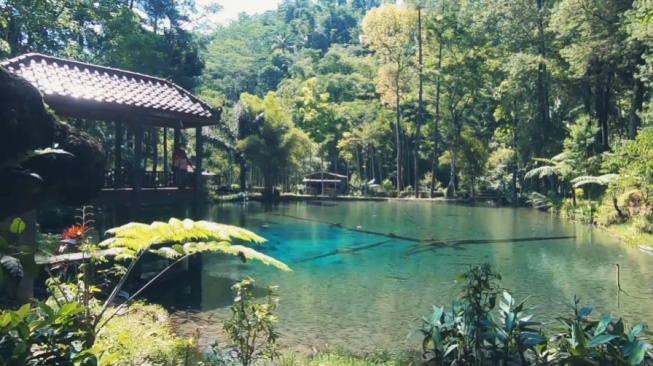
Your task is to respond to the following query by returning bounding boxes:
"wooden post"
[163,127,168,174]
[615,263,621,291]
[173,127,181,149]
[195,126,203,202]
[132,123,144,218]
[115,121,123,188]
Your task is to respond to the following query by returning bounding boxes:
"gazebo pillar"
[163,127,168,173]
[115,121,123,188]
[195,126,203,196]
[174,127,181,149]
[132,123,144,217]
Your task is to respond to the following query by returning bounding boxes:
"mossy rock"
[0,66,106,220]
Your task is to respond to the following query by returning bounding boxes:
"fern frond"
[99,219,287,271]
[525,165,560,179]
[551,152,567,162]
[571,174,619,188]
[150,247,183,260]
[208,242,291,272]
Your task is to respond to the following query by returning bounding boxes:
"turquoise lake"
[156,201,653,353]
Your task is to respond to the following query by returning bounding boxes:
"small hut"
[302,171,348,196]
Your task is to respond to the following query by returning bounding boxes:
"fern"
[94,218,290,333]
[525,165,561,179]
[571,174,619,188]
[99,218,289,272]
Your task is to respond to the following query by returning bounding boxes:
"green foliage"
[236,93,311,196]
[216,277,280,366]
[411,264,653,366]
[95,301,205,366]
[0,302,101,365]
[551,297,653,365]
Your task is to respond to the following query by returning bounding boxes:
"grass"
[92,301,421,366]
[96,301,209,366]
[244,349,421,366]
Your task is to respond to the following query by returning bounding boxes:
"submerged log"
[0,66,107,220]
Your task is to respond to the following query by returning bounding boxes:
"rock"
[0,66,106,220]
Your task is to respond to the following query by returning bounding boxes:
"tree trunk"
[629,74,644,140]
[430,41,443,198]
[536,0,551,157]
[395,71,403,191]
[415,5,423,198]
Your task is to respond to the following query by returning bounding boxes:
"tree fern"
[94,218,290,332]
[525,165,561,179]
[98,218,288,271]
[571,174,619,188]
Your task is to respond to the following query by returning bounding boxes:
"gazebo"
[1,53,222,207]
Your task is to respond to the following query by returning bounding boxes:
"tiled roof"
[1,53,221,127]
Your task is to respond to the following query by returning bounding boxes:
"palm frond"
[571,174,619,188]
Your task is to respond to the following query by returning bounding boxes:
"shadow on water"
[293,240,392,263]
[405,235,577,256]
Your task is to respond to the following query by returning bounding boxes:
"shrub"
[411,264,653,366]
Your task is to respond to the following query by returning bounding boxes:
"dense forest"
[3,0,653,206]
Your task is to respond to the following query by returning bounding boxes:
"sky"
[196,0,284,25]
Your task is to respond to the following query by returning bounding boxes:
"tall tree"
[362,4,417,190]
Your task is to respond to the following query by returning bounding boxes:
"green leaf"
[172,244,185,254]
[10,218,26,234]
[588,334,619,348]
[577,306,593,320]
[629,323,646,339]
[58,303,86,317]
[627,341,646,365]
[595,313,612,336]
[0,236,9,249]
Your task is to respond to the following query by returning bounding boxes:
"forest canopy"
[3,0,653,204]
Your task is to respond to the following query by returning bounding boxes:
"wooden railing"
[102,169,196,189]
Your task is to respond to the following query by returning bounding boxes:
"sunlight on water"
[168,201,653,353]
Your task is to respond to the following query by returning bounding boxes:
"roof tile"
[1,53,219,123]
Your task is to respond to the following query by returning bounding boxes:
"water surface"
[164,201,653,353]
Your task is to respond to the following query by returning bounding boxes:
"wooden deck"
[36,248,124,265]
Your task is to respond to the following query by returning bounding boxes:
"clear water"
[164,201,653,354]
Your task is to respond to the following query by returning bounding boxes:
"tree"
[237,93,312,196]
[362,4,417,191]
